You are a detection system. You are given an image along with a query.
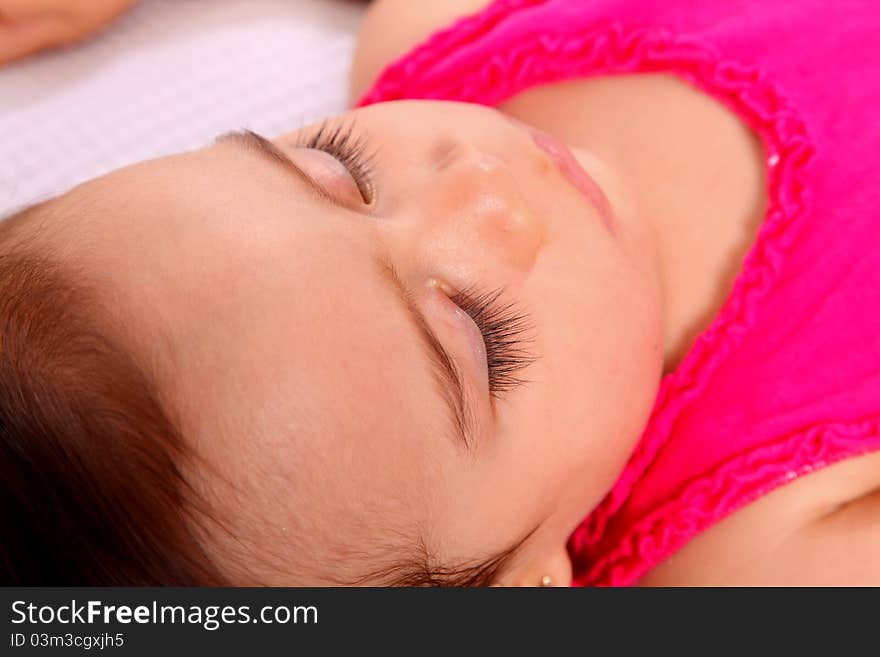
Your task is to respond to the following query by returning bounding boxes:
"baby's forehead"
[15,153,191,250]
[33,146,267,273]
[0,178,447,590]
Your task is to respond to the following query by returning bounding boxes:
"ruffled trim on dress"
[355,0,852,587]
[355,0,551,108]
[573,417,880,586]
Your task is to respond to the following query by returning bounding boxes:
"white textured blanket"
[0,0,365,217]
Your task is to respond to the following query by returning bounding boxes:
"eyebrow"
[215,129,476,451]
[214,129,343,210]
[376,260,477,451]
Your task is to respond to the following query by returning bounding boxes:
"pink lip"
[526,127,615,235]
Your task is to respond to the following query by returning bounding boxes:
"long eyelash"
[294,119,536,396]
[293,117,379,203]
[449,286,537,398]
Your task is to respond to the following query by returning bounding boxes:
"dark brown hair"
[0,208,224,585]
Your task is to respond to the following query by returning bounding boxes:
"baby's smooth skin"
[10,0,880,586]
[28,99,664,585]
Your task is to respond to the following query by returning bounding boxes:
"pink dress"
[356,0,880,586]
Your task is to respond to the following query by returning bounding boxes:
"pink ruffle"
[355,1,880,586]
[572,417,880,586]
[355,0,550,109]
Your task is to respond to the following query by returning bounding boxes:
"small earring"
[540,575,553,587]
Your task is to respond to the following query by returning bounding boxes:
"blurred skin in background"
[0,0,379,66]
[0,0,137,65]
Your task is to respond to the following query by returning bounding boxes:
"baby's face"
[37,99,664,584]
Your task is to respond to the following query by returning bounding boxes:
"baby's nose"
[433,142,545,274]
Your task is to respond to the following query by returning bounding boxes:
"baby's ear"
[492,544,573,587]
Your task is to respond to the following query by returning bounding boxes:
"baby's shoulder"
[639,449,880,585]
[349,0,493,105]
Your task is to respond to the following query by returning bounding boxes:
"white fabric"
[0,0,366,217]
